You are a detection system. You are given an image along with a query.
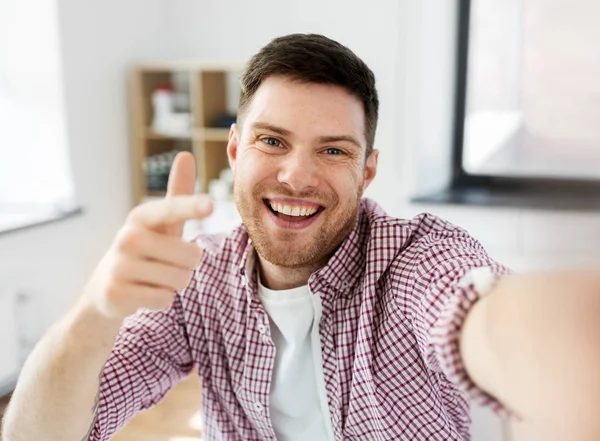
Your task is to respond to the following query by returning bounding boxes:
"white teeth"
[269,201,319,217]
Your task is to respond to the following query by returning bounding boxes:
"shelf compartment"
[195,128,230,142]
[144,128,192,140]
[195,140,230,193]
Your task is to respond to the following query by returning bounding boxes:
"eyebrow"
[251,122,292,137]
[317,135,362,150]
[251,122,363,150]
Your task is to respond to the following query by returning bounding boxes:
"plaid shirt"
[92,198,510,441]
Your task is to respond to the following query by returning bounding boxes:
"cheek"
[235,152,278,192]
[327,170,363,204]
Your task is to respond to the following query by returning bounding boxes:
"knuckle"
[127,205,144,224]
[109,254,129,278]
[104,281,123,304]
[116,226,144,253]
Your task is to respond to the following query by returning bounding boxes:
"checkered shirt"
[91,198,510,441]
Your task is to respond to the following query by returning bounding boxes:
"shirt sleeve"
[400,229,512,417]
[89,293,194,440]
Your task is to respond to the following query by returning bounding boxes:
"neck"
[258,257,325,290]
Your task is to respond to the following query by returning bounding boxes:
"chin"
[254,236,326,268]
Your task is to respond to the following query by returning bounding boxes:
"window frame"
[418,0,600,209]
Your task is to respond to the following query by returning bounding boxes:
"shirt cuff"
[429,266,515,420]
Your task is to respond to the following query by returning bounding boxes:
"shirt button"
[261,335,270,344]
[253,401,264,413]
[257,323,267,334]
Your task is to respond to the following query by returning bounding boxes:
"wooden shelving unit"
[130,60,245,204]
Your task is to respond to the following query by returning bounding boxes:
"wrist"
[60,297,124,353]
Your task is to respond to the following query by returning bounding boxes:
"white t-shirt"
[258,279,335,441]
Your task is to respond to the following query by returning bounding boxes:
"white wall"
[0,0,173,356]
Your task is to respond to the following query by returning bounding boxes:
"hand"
[83,152,213,319]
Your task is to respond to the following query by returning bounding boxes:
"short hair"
[238,33,379,156]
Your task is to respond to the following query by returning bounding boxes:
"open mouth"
[263,198,324,228]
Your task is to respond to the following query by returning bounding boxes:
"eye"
[324,147,345,156]
[260,137,282,147]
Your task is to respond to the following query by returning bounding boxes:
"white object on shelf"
[151,86,191,136]
[219,168,234,183]
[151,88,172,129]
[208,179,231,201]
[208,167,234,202]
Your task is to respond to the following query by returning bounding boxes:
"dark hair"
[238,33,379,156]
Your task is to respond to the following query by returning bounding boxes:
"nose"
[277,148,320,192]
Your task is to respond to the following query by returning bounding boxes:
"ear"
[227,123,239,172]
[362,149,379,191]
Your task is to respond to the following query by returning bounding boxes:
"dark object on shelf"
[146,173,168,192]
[144,149,180,193]
[213,112,237,128]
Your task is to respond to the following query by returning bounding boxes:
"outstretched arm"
[461,270,600,441]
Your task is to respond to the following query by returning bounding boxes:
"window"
[416,0,600,209]
[0,0,80,233]
[463,0,600,180]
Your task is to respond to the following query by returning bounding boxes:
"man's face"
[227,76,378,268]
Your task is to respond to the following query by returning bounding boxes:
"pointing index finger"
[130,195,213,229]
[167,151,197,197]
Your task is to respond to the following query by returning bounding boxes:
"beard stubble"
[234,180,362,269]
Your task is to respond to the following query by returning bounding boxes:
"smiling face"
[227,76,378,269]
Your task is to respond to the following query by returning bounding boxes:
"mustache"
[252,183,335,205]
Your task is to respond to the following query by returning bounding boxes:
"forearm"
[2,299,123,441]
[2,179,209,440]
[461,271,600,440]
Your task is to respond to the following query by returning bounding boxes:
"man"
[3,34,600,441]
